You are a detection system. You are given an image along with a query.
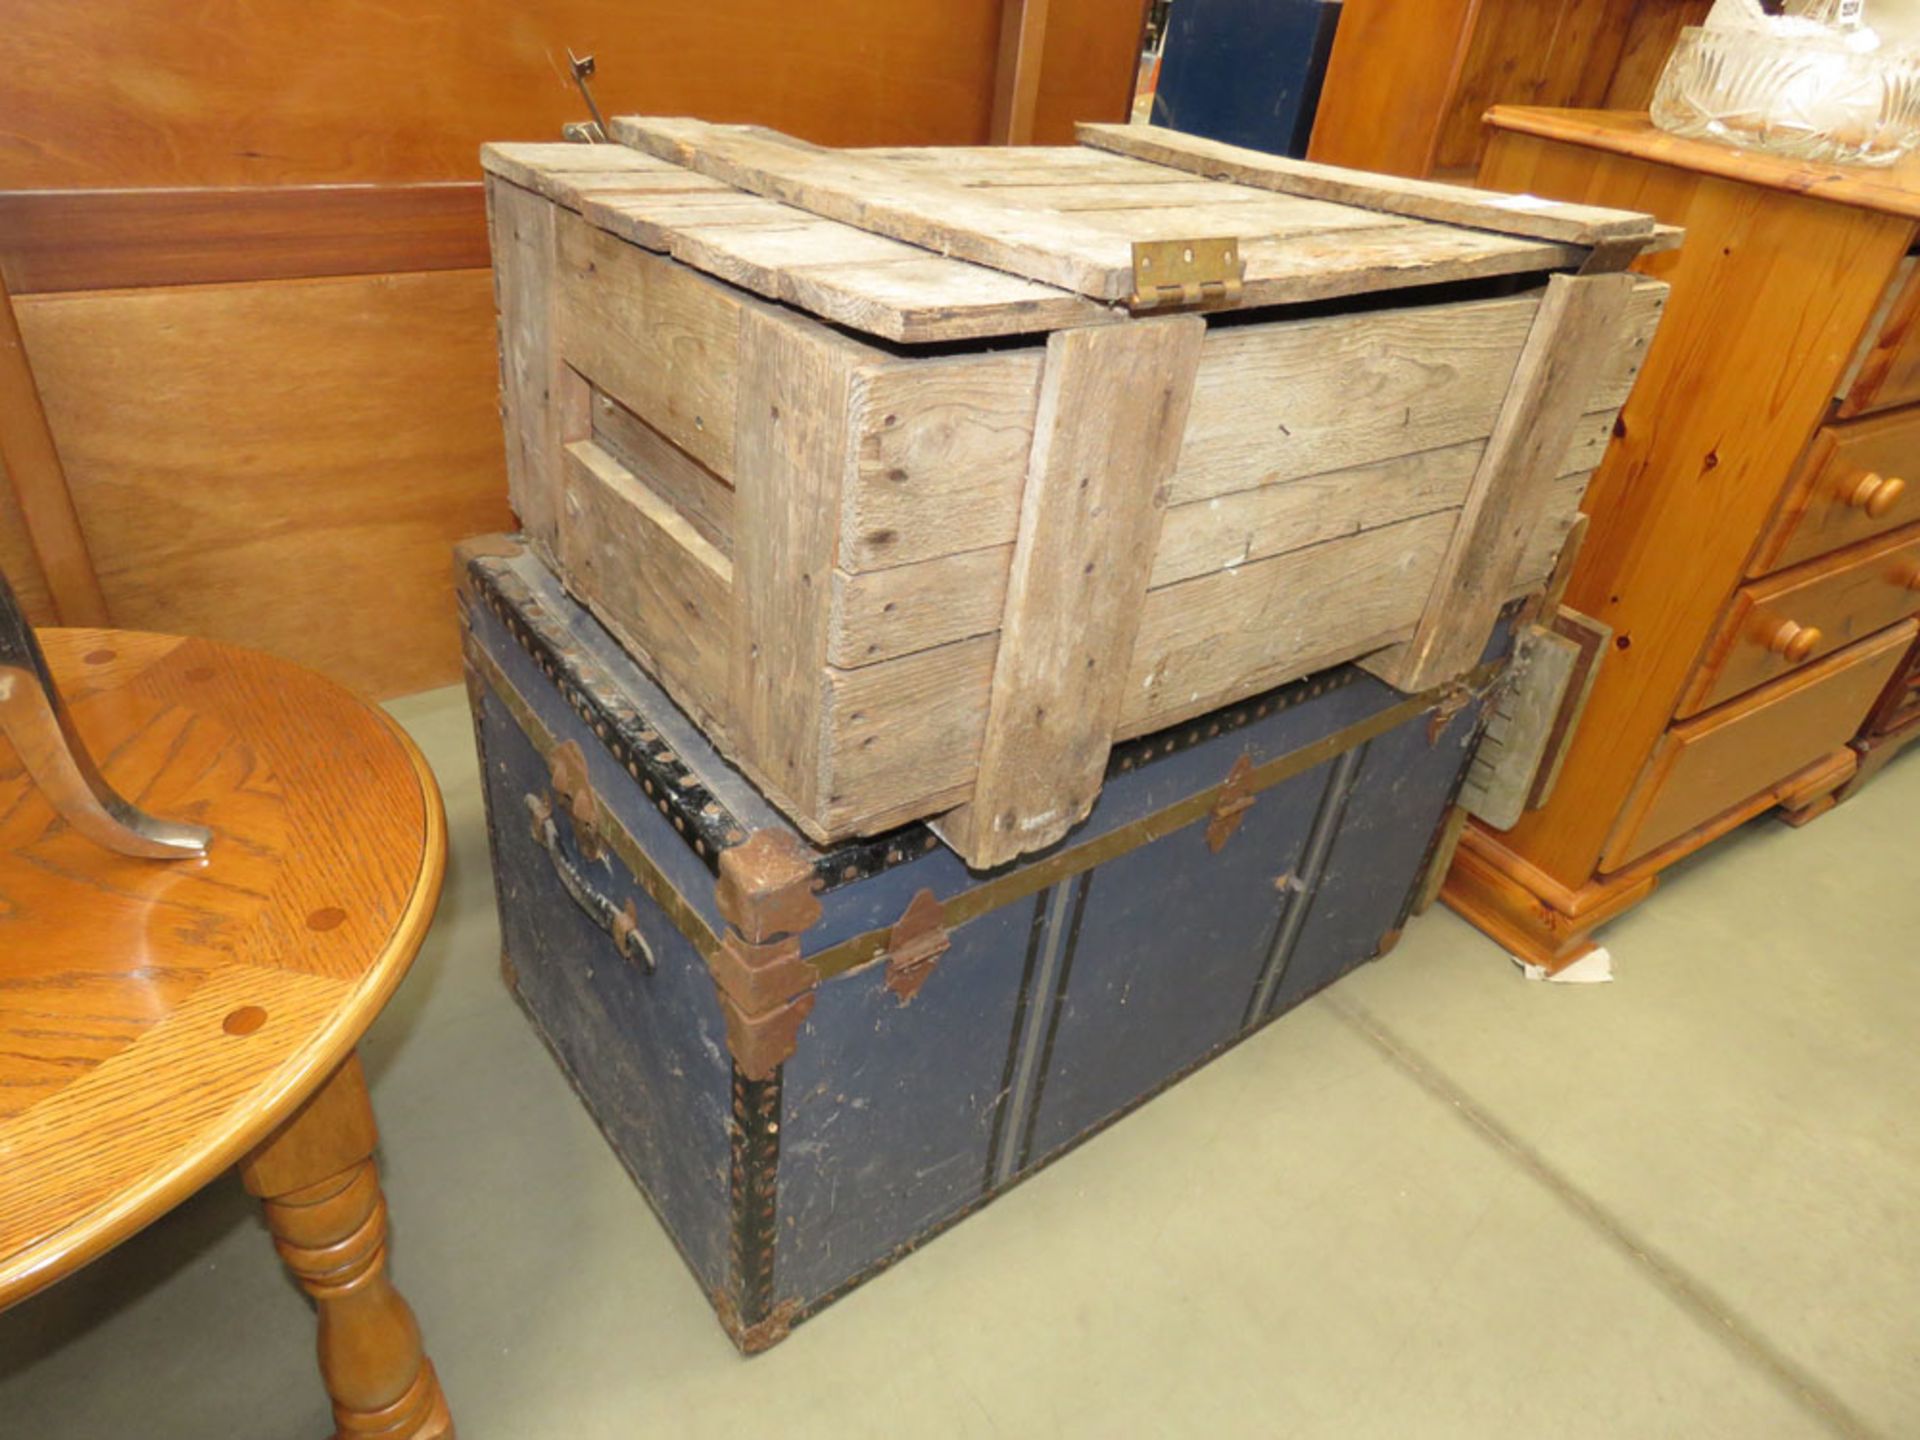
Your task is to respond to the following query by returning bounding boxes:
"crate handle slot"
[524,791,656,974]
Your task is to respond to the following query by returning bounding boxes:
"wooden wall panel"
[13,271,513,697]
[0,479,53,624]
[0,0,1137,189]
[1309,0,1712,179]
[0,0,1144,697]
[1030,0,1153,145]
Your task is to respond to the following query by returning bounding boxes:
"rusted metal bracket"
[547,739,604,861]
[1129,237,1244,311]
[882,888,951,1005]
[715,829,823,943]
[1426,681,1476,745]
[711,828,826,1078]
[710,931,817,1081]
[1206,753,1257,853]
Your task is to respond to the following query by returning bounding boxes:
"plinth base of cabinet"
[1441,827,1657,973]
[1835,717,1920,804]
[1443,747,1860,971]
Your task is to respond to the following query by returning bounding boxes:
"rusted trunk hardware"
[882,888,951,1004]
[1426,682,1476,745]
[1206,753,1258,852]
[712,829,825,1079]
[548,739,604,860]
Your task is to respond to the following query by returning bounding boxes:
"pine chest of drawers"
[1448,108,1920,970]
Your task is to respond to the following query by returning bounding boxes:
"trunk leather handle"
[524,791,655,974]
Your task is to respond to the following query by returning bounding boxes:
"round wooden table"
[0,628,454,1439]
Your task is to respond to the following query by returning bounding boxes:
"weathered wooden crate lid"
[481,119,1662,344]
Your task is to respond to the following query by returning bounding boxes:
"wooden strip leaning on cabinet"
[1364,271,1640,693]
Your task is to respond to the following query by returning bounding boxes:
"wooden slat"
[1172,282,1658,506]
[589,390,734,557]
[553,209,752,482]
[826,426,1613,674]
[1078,121,1656,250]
[649,218,924,295]
[1122,509,1459,737]
[1365,271,1640,692]
[558,439,733,728]
[1229,224,1586,309]
[513,151,1117,344]
[0,268,108,626]
[657,219,1109,344]
[580,191,806,251]
[0,184,489,295]
[612,116,1141,300]
[829,547,1012,667]
[486,177,568,554]
[939,314,1206,867]
[729,305,867,813]
[860,147,1195,185]
[778,256,1111,343]
[820,634,998,835]
[843,348,1045,571]
[1154,441,1483,589]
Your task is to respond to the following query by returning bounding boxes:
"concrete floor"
[3,684,1917,1439]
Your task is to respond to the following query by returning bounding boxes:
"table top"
[0,629,445,1307]
[1485,108,1920,222]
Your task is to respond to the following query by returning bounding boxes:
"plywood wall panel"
[1029,0,1152,145]
[0,0,1047,189]
[14,270,513,697]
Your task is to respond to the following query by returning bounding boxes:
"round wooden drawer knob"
[1847,472,1906,518]
[1768,619,1823,663]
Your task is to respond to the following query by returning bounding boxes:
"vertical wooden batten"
[937,314,1207,867]
[0,267,108,626]
[991,0,1053,145]
[1364,271,1639,693]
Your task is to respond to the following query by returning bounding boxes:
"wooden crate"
[482,120,1668,868]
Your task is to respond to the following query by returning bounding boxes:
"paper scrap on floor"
[1514,948,1614,984]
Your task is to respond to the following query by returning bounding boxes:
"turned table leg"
[240,1053,453,1439]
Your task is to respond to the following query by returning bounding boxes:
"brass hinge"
[1129,238,1244,312]
[883,889,951,1005]
[1206,753,1257,853]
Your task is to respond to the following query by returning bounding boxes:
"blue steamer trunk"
[461,538,1503,1351]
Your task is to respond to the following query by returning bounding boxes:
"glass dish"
[1651,23,1920,166]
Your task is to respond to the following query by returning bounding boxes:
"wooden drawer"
[1839,255,1920,419]
[1751,407,1920,575]
[1682,523,1920,717]
[1602,620,1917,872]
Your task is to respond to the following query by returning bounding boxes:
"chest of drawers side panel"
[1476,128,1914,887]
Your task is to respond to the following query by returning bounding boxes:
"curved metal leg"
[0,568,212,859]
